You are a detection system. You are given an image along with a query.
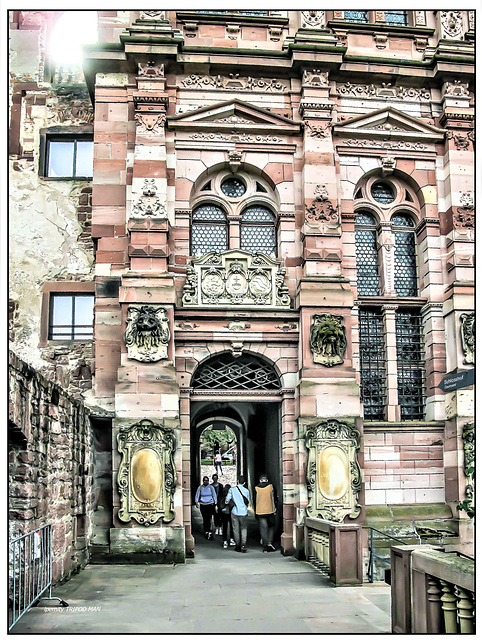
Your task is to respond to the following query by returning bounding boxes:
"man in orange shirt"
[254,474,278,553]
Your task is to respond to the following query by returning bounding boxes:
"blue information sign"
[438,368,474,392]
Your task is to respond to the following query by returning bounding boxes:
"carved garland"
[117,419,176,526]
[338,82,431,101]
[305,419,362,523]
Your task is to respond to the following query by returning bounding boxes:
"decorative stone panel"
[460,312,474,364]
[301,11,325,28]
[130,179,167,219]
[310,314,347,367]
[181,250,291,308]
[117,419,176,526]
[124,306,170,362]
[440,11,463,39]
[305,419,362,523]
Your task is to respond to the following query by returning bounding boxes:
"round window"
[221,177,246,197]
[371,182,395,204]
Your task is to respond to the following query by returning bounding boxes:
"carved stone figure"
[310,314,347,367]
[305,419,362,522]
[124,305,170,362]
[182,266,198,305]
[117,419,176,526]
[302,69,329,87]
[134,112,166,134]
[138,61,164,77]
[462,421,474,507]
[460,312,475,364]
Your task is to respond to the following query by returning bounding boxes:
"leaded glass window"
[355,212,380,295]
[344,11,368,23]
[192,353,280,390]
[385,11,408,26]
[49,294,94,340]
[371,182,395,204]
[393,214,417,296]
[221,178,246,198]
[396,311,425,420]
[359,309,386,420]
[240,206,276,256]
[192,205,228,256]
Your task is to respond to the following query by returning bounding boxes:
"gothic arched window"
[191,204,228,256]
[355,212,379,295]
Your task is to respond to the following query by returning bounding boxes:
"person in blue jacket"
[195,476,217,539]
[226,475,250,553]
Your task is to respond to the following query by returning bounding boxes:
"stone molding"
[309,314,347,367]
[124,305,170,362]
[117,419,176,526]
[181,250,291,308]
[460,312,474,365]
[305,419,362,523]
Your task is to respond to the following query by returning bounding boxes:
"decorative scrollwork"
[303,121,331,138]
[305,185,340,224]
[301,11,326,28]
[131,179,166,218]
[440,11,463,39]
[447,130,472,151]
[305,419,362,522]
[181,73,287,92]
[310,314,347,367]
[117,419,176,526]
[135,112,166,133]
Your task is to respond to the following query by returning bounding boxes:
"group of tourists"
[195,473,277,554]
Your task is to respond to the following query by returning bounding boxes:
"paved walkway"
[13,515,391,634]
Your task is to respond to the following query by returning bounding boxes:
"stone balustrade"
[391,545,474,633]
[304,517,363,586]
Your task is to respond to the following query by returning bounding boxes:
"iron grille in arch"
[192,354,280,390]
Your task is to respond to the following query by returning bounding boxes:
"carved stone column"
[382,305,399,421]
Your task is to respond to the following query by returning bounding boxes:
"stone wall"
[8,351,94,583]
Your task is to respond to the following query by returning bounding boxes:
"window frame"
[39,126,93,180]
[40,282,95,346]
[190,203,229,257]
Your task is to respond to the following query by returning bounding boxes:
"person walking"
[211,474,224,535]
[218,484,236,549]
[214,451,223,476]
[254,474,278,553]
[226,475,250,553]
[195,476,217,539]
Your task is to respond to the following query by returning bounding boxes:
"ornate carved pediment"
[310,314,347,367]
[334,106,445,147]
[124,306,170,362]
[181,250,291,308]
[168,98,300,136]
[117,419,176,526]
[305,419,362,523]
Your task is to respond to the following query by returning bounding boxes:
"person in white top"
[214,451,223,475]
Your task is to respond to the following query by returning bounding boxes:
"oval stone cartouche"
[131,448,162,503]
[318,446,349,501]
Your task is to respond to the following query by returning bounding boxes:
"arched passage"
[188,352,284,549]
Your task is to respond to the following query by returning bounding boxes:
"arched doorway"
[188,352,283,550]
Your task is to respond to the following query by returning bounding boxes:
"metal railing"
[9,524,68,630]
[364,526,408,583]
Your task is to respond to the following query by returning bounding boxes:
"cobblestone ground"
[200,462,237,487]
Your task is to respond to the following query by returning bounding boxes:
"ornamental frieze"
[305,419,362,523]
[117,419,176,526]
[338,82,431,101]
[124,305,170,362]
[131,179,167,219]
[188,131,283,144]
[181,250,291,308]
[460,312,474,364]
[343,139,427,151]
[305,185,340,225]
[181,74,288,93]
[310,314,347,367]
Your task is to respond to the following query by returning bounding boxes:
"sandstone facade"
[9,10,474,573]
